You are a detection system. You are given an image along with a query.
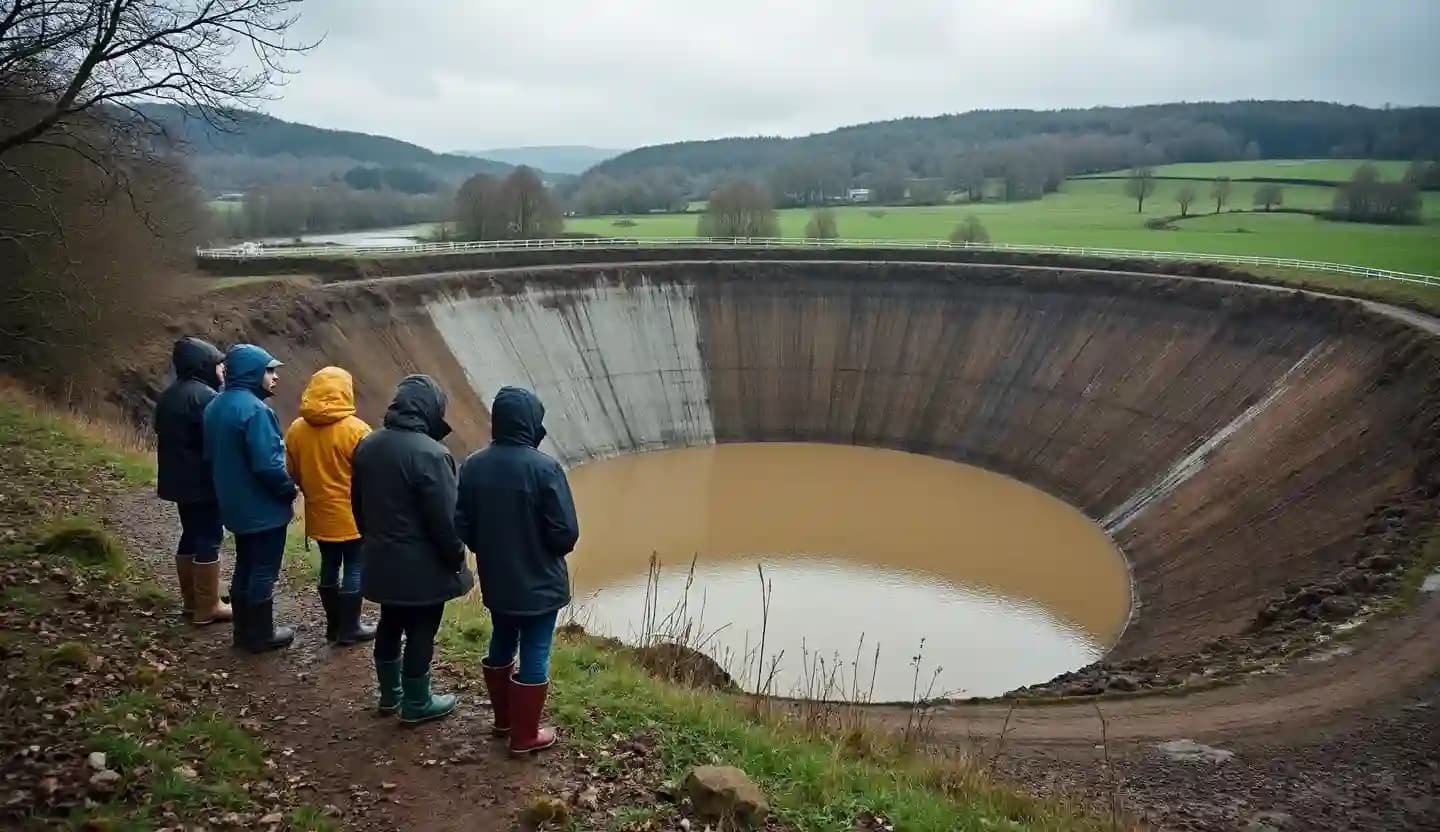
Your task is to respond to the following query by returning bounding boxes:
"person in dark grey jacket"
[154,336,231,625]
[456,386,579,755]
[352,375,473,724]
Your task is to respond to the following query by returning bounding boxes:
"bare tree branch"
[0,0,316,156]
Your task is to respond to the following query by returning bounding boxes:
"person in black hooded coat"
[352,375,473,724]
[456,385,579,755]
[153,337,232,625]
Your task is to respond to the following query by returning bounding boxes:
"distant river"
[256,223,441,248]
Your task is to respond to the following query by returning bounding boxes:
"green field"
[568,171,1440,276]
[1082,158,1415,182]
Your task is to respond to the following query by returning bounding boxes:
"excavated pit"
[131,257,1440,700]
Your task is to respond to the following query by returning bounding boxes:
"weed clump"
[36,518,124,571]
[49,641,91,667]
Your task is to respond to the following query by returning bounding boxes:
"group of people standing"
[154,337,579,755]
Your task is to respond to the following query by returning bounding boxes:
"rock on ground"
[683,765,768,827]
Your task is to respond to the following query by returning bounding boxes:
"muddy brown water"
[562,443,1130,701]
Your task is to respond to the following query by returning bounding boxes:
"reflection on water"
[257,223,439,248]
[564,443,1131,701]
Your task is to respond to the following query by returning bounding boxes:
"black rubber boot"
[334,591,376,646]
[230,590,248,649]
[245,596,295,653]
[317,585,340,642]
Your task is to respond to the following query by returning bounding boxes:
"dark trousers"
[230,525,287,603]
[375,603,445,678]
[175,501,223,564]
[487,610,559,684]
[317,538,364,593]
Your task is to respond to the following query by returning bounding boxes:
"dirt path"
[109,490,551,832]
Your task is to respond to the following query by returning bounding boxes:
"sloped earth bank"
[112,256,1440,828]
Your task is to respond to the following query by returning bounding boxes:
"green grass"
[566,163,1440,277]
[439,604,1104,831]
[74,689,302,827]
[0,389,154,487]
[1083,158,1415,182]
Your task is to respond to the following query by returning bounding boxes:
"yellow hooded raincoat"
[284,367,371,542]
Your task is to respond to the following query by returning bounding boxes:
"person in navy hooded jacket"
[203,344,299,653]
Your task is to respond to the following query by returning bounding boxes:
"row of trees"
[1124,169,1255,215]
[1332,164,1423,224]
[592,101,1440,200]
[453,166,564,240]
[222,185,450,238]
[697,181,993,246]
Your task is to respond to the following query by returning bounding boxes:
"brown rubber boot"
[191,560,233,625]
[174,556,195,616]
[507,678,557,756]
[480,660,515,736]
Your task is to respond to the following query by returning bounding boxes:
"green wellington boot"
[399,672,457,725]
[375,656,403,716]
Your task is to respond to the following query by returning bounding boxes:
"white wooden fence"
[195,236,1440,287]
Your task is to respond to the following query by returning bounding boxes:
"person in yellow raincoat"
[284,366,376,645]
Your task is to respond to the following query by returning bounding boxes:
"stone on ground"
[683,765,768,827]
[1155,738,1235,763]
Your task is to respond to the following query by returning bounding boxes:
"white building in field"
[847,188,871,202]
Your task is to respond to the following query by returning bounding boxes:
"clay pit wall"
[129,259,1440,665]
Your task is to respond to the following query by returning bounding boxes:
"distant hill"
[580,101,1440,210]
[137,103,515,192]
[458,145,627,175]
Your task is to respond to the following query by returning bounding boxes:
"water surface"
[565,443,1130,700]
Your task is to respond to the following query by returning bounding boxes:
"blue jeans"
[175,501,224,564]
[487,611,559,684]
[317,539,363,594]
[230,526,287,603]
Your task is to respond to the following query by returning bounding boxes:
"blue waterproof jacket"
[203,345,297,535]
[456,386,580,616]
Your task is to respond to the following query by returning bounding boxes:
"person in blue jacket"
[456,386,579,755]
[203,344,299,653]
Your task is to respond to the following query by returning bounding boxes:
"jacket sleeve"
[245,408,299,502]
[186,384,216,456]
[417,449,465,571]
[453,458,475,553]
[283,422,302,494]
[538,463,580,557]
[350,442,367,538]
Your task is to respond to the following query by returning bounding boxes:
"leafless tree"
[454,172,502,240]
[1124,166,1156,213]
[948,214,989,244]
[1253,183,1284,211]
[1211,176,1232,213]
[498,165,562,239]
[1175,183,1197,217]
[1,103,202,380]
[697,180,778,238]
[945,155,985,202]
[0,0,314,156]
[804,207,837,239]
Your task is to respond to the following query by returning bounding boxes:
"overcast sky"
[258,0,1440,153]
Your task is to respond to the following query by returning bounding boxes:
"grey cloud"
[258,0,1437,152]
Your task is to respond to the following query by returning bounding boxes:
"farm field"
[567,172,1440,275]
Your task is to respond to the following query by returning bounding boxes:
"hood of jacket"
[491,386,547,448]
[299,366,356,426]
[383,375,451,440]
[224,344,282,399]
[172,337,224,388]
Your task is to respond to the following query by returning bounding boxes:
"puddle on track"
[563,443,1130,700]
